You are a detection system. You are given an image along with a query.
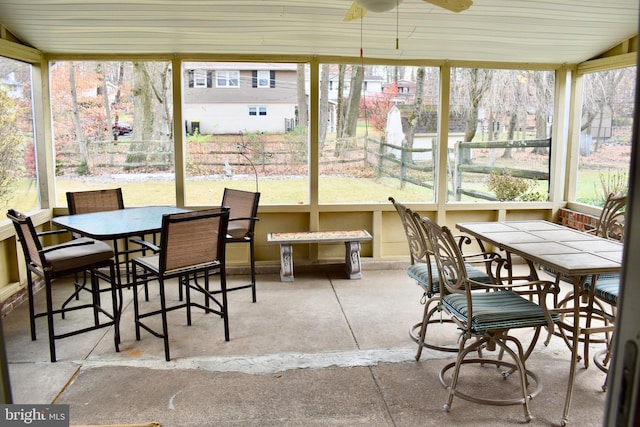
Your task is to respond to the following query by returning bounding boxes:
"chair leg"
[158,278,170,361]
[61,271,91,319]
[185,275,192,326]
[90,271,101,326]
[415,299,432,361]
[439,332,540,423]
[133,267,142,341]
[413,296,457,360]
[442,334,469,412]
[108,263,121,350]
[27,273,37,341]
[220,267,230,342]
[249,239,257,303]
[44,276,57,363]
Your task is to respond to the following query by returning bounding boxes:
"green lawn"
[3,167,624,213]
[3,175,432,212]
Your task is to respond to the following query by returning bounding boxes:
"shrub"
[487,169,546,201]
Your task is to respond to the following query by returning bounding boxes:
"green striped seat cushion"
[442,290,560,333]
[407,262,493,294]
[594,278,619,305]
[584,275,619,305]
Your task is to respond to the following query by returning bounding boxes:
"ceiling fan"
[343,0,473,21]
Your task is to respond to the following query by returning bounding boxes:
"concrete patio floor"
[2,265,611,426]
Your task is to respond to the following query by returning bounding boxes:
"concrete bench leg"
[279,243,294,282]
[345,241,362,279]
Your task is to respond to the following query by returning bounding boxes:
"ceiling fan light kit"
[356,0,403,13]
[345,0,472,22]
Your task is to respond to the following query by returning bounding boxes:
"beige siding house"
[183,62,299,134]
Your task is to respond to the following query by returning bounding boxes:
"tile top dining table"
[456,220,623,426]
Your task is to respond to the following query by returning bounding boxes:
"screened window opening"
[448,68,554,202]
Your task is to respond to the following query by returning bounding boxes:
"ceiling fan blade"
[423,0,472,13]
[343,1,367,22]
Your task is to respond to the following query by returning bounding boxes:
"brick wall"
[0,280,44,317]
[557,207,599,232]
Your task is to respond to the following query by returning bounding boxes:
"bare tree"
[582,68,633,152]
[296,64,308,129]
[318,63,330,147]
[531,70,554,154]
[127,62,172,169]
[69,62,90,173]
[405,67,425,150]
[0,89,25,205]
[98,63,114,141]
[336,64,346,138]
[343,65,364,137]
[451,68,492,164]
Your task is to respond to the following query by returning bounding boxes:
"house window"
[194,70,207,88]
[252,70,276,88]
[257,71,270,87]
[249,106,267,116]
[216,70,239,88]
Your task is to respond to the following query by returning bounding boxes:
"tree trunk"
[336,64,346,138]
[126,62,154,169]
[99,63,114,142]
[462,68,491,164]
[296,64,307,128]
[126,62,172,170]
[318,64,330,147]
[343,65,363,137]
[69,62,90,173]
[502,112,518,159]
[114,62,124,105]
[532,110,549,155]
[405,67,425,150]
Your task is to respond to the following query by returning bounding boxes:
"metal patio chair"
[132,207,230,361]
[7,209,120,362]
[388,197,497,359]
[556,193,626,369]
[418,215,559,422]
[67,188,152,298]
[221,188,260,302]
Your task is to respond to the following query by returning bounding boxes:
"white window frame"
[216,70,239,88]
[194,70,207,88]
[249,106,268,116]
[257,70,270,88]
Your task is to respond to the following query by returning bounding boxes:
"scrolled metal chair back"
[414,214,467,295]
[595,193,626,242]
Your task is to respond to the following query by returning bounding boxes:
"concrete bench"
[267,230,372,282]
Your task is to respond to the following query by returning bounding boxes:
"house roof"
[0,0,637,65]
[186,62,298,71]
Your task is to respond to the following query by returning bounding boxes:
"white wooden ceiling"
[0,0,637,64]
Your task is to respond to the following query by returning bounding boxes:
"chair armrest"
[39,239,95,254]
[130,238,160,253]
[37,229,70,238]
[229,216,260,222]
[455,234,499,260]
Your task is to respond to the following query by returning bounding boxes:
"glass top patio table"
[52,206,191,290]
[52,206,190,240]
